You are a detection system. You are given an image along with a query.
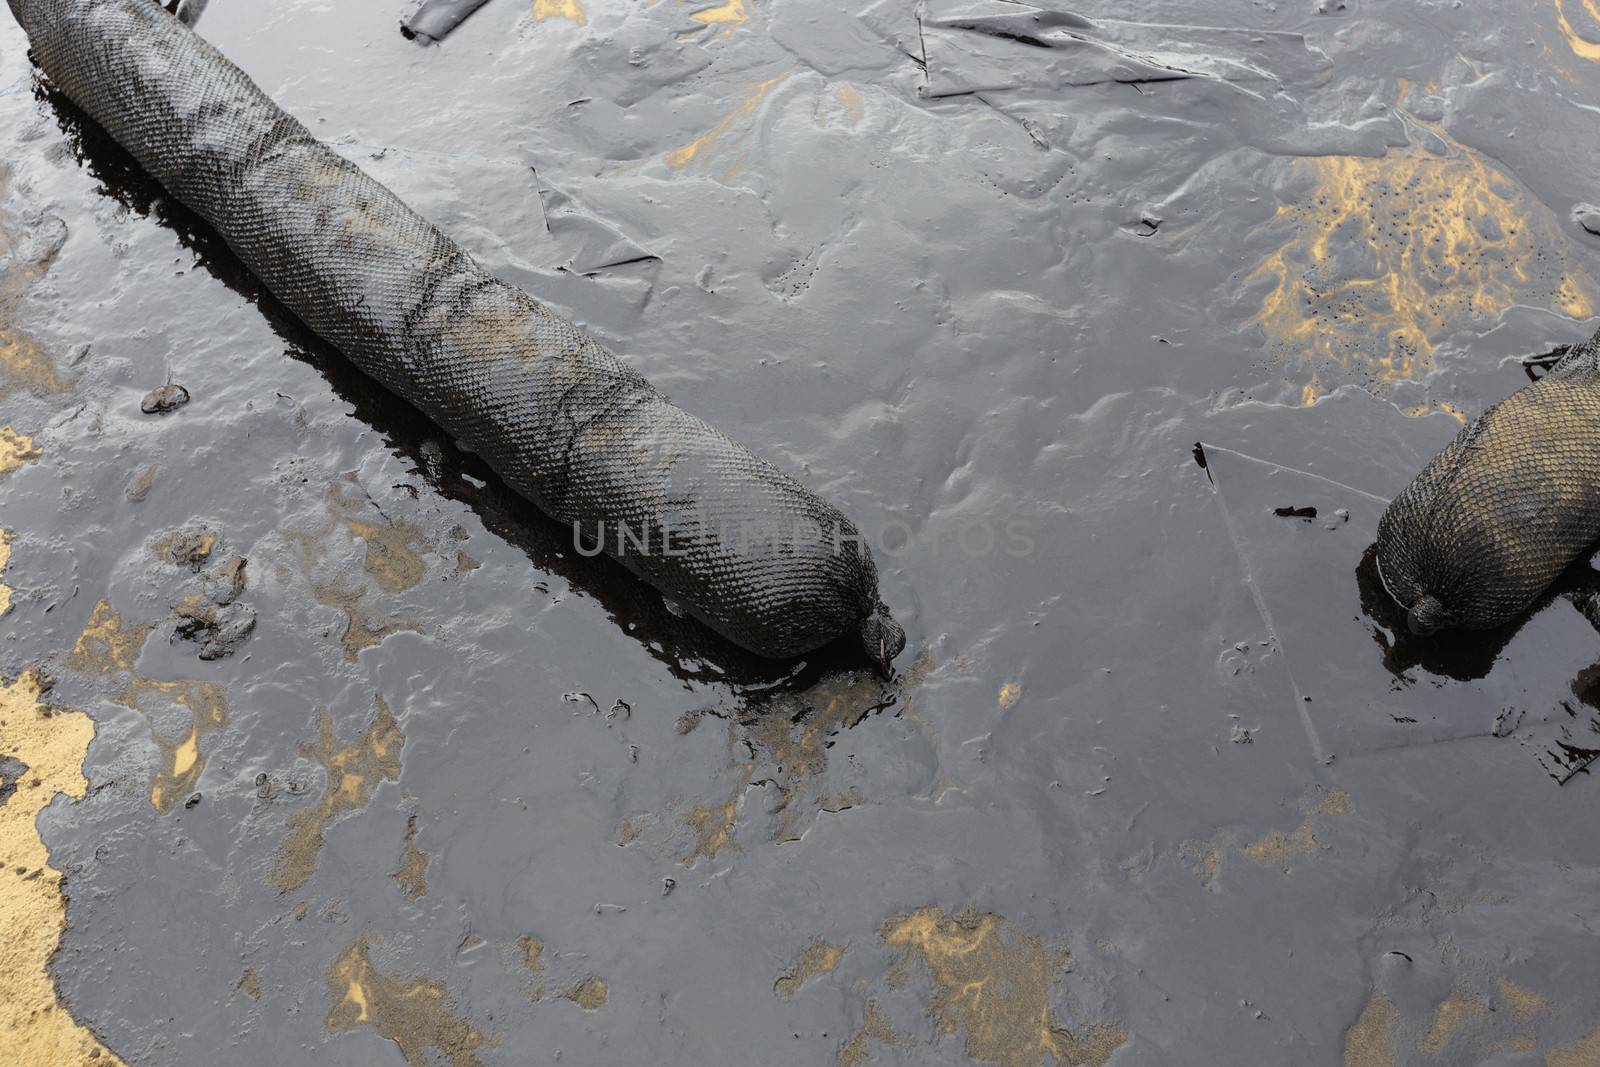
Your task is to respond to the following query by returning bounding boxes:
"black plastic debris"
[402,0,496,44]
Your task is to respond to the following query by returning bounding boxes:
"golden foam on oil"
[881,906,1126,1067]
[519,936,546,998]
[0,426,41,477]
[816,82,866,128]
[747,671,889,840]
[514,934,609,1009]
[681,0,750,38]
[270,697,404,893]
[774,938,846,997]
[1241,788,1348,869]
[838,998,895,1067]
[1180,838,1223,890]
[681,760,752,862]
[564,976,608,1010]
[1556,0,1600,61]
[1246,116,1598,406]
[394,812,429,900]
[833,83,863,125]
[1551,1025,1600,1067]
[290,480,429,659]
[1419,989,1483,1054]
[532,0,586,26]
[327,482,428,593]
[317,576,419,659]
[326,936,489,1066]
[615,812,647,845]
[67,599,228,813]
[237,967,263,1000]
[1499,976,1550,1021]
[0,671,126,1065]
[666,73,789,171]
[1344,991,1396,1067]
[1489,1035,1539,1054]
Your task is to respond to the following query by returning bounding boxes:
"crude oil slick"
[2,0,1600,1063]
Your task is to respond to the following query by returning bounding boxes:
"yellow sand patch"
[683,0,750,38]
[0,426,41,476]
[0,529,11,617]
[1556,0,1600,61]
[0,671,125,1064]
[532,0,585,24]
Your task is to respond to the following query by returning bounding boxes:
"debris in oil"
[172,552,255,660]
[138,381,189,414]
